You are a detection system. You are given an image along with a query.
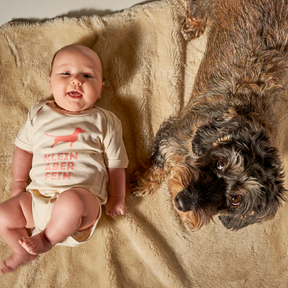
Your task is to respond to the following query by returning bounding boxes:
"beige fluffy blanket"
[1,0,288,287]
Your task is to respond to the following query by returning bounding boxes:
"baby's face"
[49,46,104,112]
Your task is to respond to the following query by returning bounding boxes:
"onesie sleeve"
[14,101,47,153]
[103,115,129,169]
[15,113,34,152]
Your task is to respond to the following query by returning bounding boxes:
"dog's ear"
[218,195,282,230]
[192,109,239,156]
[218,214,258,230]
[192,124,214,156]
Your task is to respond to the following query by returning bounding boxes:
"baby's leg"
[0,192,36,274]
[20,188,100,255]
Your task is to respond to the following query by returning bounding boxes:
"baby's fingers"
[106,207,125,217]
[118,207,125,215]
[105,208,113,216]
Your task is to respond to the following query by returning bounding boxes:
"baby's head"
[49,44,105,112]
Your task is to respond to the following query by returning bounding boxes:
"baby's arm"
[12,146,33,197]
[105,168,126,217]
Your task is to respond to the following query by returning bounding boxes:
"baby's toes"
[19,237,36,252]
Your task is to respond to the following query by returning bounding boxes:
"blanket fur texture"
[1,0,288,287]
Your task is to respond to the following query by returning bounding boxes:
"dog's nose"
[174,192,192,212]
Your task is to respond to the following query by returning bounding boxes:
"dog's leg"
[132,116,191,196]
[132,140,172,196]
[132,164,168,196]
[181,0,208,42]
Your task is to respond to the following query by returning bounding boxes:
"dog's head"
[174,113,286,230]
[75,127,85,134]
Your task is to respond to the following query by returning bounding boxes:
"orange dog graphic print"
[45,127,85,148]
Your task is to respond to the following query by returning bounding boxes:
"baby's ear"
[101,82,105,93]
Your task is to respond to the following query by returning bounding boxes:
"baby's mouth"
[68,91,83,98]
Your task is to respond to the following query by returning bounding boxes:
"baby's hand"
[11,181,27,197]
[105,195,125,217]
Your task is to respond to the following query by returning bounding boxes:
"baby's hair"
[49,44,83,76]
[49,51,58,76]
[49,44,103,80]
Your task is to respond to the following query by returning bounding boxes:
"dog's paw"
[181,13,207,42]
[131,166,164,197]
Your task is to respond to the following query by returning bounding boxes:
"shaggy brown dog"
[132,0,287,230]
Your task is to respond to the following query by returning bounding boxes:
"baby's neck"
[49,101,96,115]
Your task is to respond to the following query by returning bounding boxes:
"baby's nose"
[71,76,82,86]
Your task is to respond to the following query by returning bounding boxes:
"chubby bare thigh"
[56,188,100,231]
[0,192,34,229]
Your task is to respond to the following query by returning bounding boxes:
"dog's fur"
[132,0,288,230]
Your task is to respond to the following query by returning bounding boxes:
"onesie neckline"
[47,101,99,116]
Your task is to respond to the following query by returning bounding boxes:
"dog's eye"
[230,195,242,206]
[215,158,227,170]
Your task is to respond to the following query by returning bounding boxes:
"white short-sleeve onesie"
[15,100,129,246]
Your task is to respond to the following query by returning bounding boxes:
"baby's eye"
[84,74,92,78]
[63,72,71,76]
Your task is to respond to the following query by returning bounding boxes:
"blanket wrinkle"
[1,0,288,287]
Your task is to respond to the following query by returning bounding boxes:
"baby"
[0,44,129,273]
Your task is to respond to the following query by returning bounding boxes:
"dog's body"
[132,0,287,230]
[46,127,85,148]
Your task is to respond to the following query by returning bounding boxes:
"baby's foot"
[19,231,53,255]
[0,253,36,274]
